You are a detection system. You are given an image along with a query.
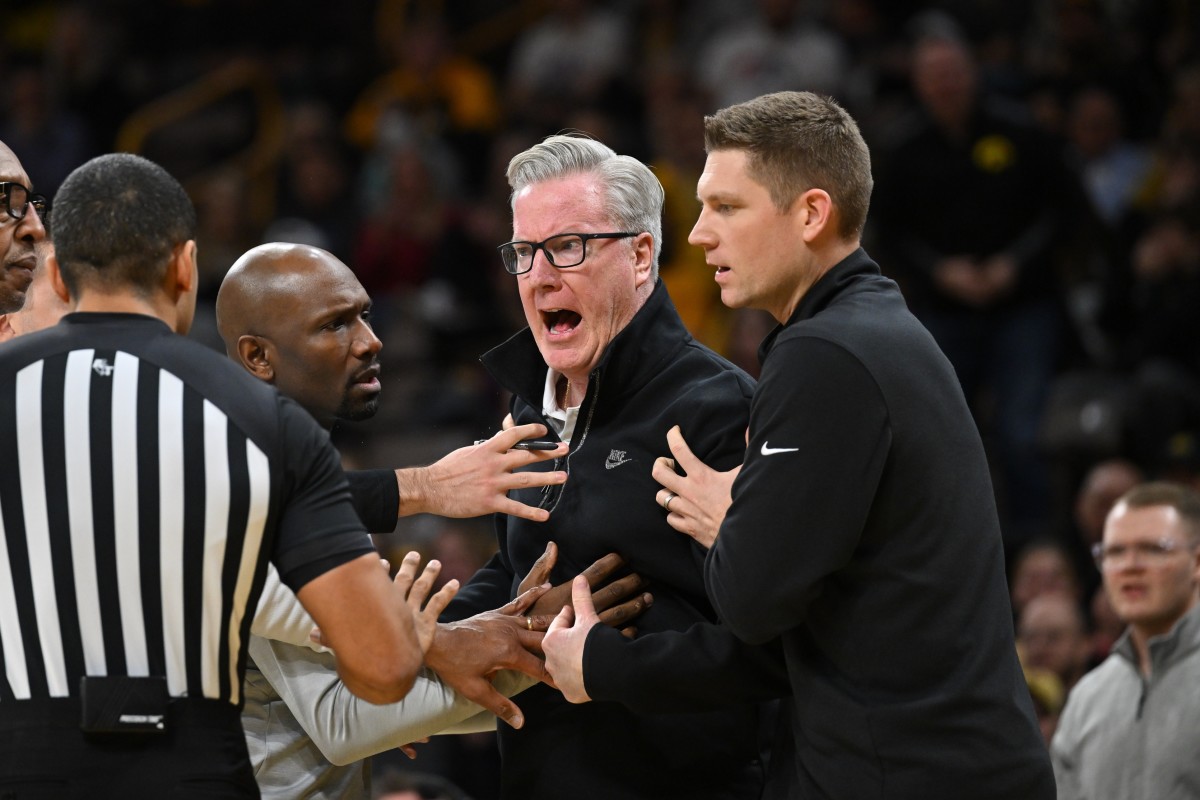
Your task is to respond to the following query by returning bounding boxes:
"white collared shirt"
[541,369,579,443]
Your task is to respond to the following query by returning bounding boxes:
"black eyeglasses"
[0,182,49,223]
[497,231,640,275]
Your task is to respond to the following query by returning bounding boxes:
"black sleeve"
[583,623,790,712]
[344,469,399,533]
[707,337,890,645]
[272,397,375,592]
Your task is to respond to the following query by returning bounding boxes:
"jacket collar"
[757,247,879,364]
[1113,602,1200,675]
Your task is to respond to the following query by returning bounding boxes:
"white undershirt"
[541,369,579,443]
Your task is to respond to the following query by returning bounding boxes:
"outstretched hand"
[543,575,600,703]
[391,551,459,655]
[423,582,551,729]
[518,542,653,644]
[397,423,568,521]
[651,425,739,549]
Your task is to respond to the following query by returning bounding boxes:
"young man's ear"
[794,187,835,244]
[167,240,198,296]
[0,314,15,342]
[236,335,276,382]
[47,249,71,304]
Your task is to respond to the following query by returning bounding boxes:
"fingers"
[392,551,423,595]
[517,542,557,595]
[406,558,442,608]
[503,643,551,687]
[547,599,575,634]
[597,591,653,629]
[517,625,547,656]
[665,425,701,473]
[569,574,597,622]
[579,552,625,588]
[651,456,682,497]
[493,422,550,449]
[493,424,569,460]
[502,468,568,489]
[423,579,459,621]
[655,487,681,514]
[458,679,527,729]
[589,571,648,612]
[502,582,551,615]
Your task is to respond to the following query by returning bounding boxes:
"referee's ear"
[236,334,276,384]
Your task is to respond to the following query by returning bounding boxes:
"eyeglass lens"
[2,183,47,221]
[503,235,587,273]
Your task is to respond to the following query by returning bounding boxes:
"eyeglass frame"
[1091,536,1197,570]
[0,182,49,224]
[497,231,641,275]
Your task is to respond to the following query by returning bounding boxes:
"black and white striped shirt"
[0,312,372,707]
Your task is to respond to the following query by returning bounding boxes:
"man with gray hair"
[438,134,787,799]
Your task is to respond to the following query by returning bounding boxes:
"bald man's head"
[216,243,382,428]
[1,141,48,313]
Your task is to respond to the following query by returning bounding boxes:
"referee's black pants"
[0,697,258,799]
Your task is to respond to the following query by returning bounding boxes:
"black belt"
[0,696,240,732]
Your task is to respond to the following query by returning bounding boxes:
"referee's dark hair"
[50,152,197,297]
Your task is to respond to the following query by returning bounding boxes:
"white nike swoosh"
[760,442,800,456]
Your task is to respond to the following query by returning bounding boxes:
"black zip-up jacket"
[706,249,1056,799]
[445,281,788,800]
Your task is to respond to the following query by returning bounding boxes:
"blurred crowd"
[4,0,1199,796]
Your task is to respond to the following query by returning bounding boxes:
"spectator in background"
[873,24,1086,552]
[0,62,94,196]
[1017,592,1093,696]
[1063,457,1145,597]
[1052,482,1200,799]
[696,0,848,110]
[1065,85,1154,228]
[1010,538,1085,621]
[505,0,633,132]
[267,99,359,262]
[1024,666,1066,747]
[345,14,500,192]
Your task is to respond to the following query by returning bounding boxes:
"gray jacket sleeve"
[247,635,533,765]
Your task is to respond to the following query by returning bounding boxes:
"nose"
[353,319,383,358]
[524,245,561,286]
[688,211,712,249]
[17,203,47,242]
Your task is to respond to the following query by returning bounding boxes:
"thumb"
[570,573,599,623]
[547,599,576,634]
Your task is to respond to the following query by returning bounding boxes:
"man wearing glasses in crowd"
[0,142,48,314]
[1052,481,1200,800]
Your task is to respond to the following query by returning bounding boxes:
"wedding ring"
[663,492,676,511]
[526,615,533,631]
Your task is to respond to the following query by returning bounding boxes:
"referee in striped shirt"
[0,151,439,798]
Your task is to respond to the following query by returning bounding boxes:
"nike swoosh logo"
[761,442,799,456]
[605,455,633,470]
